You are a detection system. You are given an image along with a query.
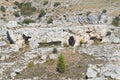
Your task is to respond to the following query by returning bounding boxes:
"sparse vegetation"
[57,54,66,73]
[13,11,20,17]
[63,43,69,47]
[45,58,55,65]
[93,40,101,45]
[47,17,53,24]
[86,11,91,16]
[28,61,34,68]
[79,39,87,46]
[16,2,36,16]
[38,40,48,47]
[54,2,61,7]
[43,1,48,5]
[112,16,120,27]
[106,31,111,36]
[0,54,1,59]
[38,9,46,18]
[22,19,35,24]
[1,6,6,12]
[102,9,107,13]
[14,1,20,6]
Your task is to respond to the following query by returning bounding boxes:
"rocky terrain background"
[0,0,120,80]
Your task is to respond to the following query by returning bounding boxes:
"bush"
[17,2,36,16]
[22,19,35,24]
[54,2,61,7]
[1,6,6,12]
[13,11,20,17]
[57,54,65,73]
[63,43,69,47]
[43,1,48,5]
[79,39,87,46]
[52,48,57,53]
[38,40,48,47]
[86,11,91,16]
[106,31,111,36]
[102,9,107,13]
[28,61,34,68]
[47,17,53,24]
[14,1,20,5]
[38,9,46,18]
[112,16,119,26]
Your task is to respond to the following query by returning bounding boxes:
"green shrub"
[102,9,107,13]
[52,48,57,53]
[14,1,20,5]
[45,59,55,65]
[0,54,1,58]
[79,39,87,46]
[63,43,69,47]
[17,2,36,16]
[47,17,53,24]
[38,9,46,18]
[54,2,61,7]
[38,40,48,47]
[28,61,34,68]
[86,11,91,16]
[1,6,6,12]
[57,54,66,73]
[106,31,111,36]
[13,11,20,17]
[43,1,48,5]
[112,16,119,26]
[22,19,35,24]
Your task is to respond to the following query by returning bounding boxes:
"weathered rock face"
[68,36,75,47]
[80,43,120,80]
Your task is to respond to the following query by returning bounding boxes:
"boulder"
[13,68,21,74]
[41,55,47,60]
[10,72,16,79]
[6,21,18,29]
[86,67,97,78]
[0,41,7,47]
[49,54,57,60]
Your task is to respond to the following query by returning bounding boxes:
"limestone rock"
[86,67,97,78]
[41,55,47,60]
[6,21,18,29]
[49,54,57,60]
[0,41,7,47]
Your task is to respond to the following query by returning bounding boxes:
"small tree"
[102,9,107,13]
[1,6,6,12]
[38,9,46,18]
[54,2,61,7]
[22,19,35,24]
[112,16,119,26]
[57,54,65,73]
[47,17,53,24]
[52,48,57,53]
[43,1,48,5]
[13,11,20,17]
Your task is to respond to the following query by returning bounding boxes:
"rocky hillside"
[0,0,120,80]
